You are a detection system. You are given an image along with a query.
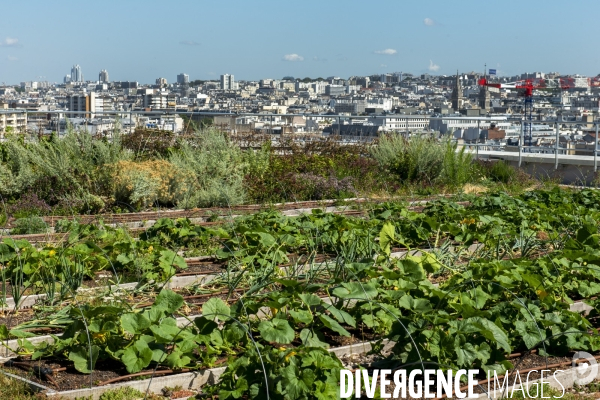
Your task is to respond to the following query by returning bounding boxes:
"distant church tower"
[478,83,490,111]
[451,71,463,111]
[478,66,491,111]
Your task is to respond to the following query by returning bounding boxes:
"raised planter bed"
[0,340,380,400]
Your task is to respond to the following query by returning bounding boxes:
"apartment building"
[370,115,431,131]
[0,102,27,134]
[67,92,102,118]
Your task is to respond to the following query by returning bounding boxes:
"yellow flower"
[48,250,56,257]
[393,286,399,291]
[583,262,588,266]
[285,351,297,362]
[148,246,154,253]
[279,347,287,351]
[92,332,107,343]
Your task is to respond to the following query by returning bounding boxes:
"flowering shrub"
[113,160,194,209]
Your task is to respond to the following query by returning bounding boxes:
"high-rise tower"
[451,71,463,111]
[220,74,235,90]
[99,69,109,83]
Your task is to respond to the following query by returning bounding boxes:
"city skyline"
[1,0,599,84]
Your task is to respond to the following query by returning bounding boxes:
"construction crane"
[478,75,600,146]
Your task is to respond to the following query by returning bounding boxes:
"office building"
[177,73,189,84]
[99,70,109,83]
[156,77,168,88]
[221,74,235,90]
[71,64,83,82]
[67,92,102,118]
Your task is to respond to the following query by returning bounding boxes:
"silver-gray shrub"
[0,126,130,209]
[370,133,473,185]
[440,140,474,187]
[169,128,246,208]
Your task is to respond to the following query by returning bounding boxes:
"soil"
[0,309,38,329]
[177,262,225,275]
[2,358,125,391]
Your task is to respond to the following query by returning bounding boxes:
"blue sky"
[1,0,598,84]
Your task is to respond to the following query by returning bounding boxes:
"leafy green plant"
[20,290,245,374]
[207,344,343,400]
[11,216,47,234]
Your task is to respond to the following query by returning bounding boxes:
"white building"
[142,90,173,109]
[370,115,430,132]
[366,98,393,111]
[430,116,512,135]
[99,70,109,83]
[156,77,168,88]
[0,102,27,134]
[221,74,236,90]
[71,64,83,82]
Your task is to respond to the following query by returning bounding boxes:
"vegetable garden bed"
[2,187,600,398]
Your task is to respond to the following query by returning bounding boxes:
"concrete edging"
[0,339,381,400]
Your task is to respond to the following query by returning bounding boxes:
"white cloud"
[7,55,17,61]
[0,37,20,47]
[428,60,440,72]
[380,64,387,67]
[374,48,397,55]
[283,54,304,62]
[179,40,200,46]
[424,18,435,26]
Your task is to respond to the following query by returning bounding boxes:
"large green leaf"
[121,313,151,335]
[154,289,184,314]
[332,282,378,300]
[0,325,8,340]
[258,318,295,344]
[203,298,230,321]
[220,377,249,399]
[379,221,395,256]
[318,315,350,337]
[150,317,190,343]
[68,345,100,374]
[471,318,511,353]
[281,364,312,399]
[299,329,329,348]
[165,348,192,369]
[298,293,322,306]
[121,339,153,373]
[515,320,545,349]
[398,294,432,313]
[324,305,356,327]
[455,342,491,367]
[159,250,188,271]
[289,309,313,324]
